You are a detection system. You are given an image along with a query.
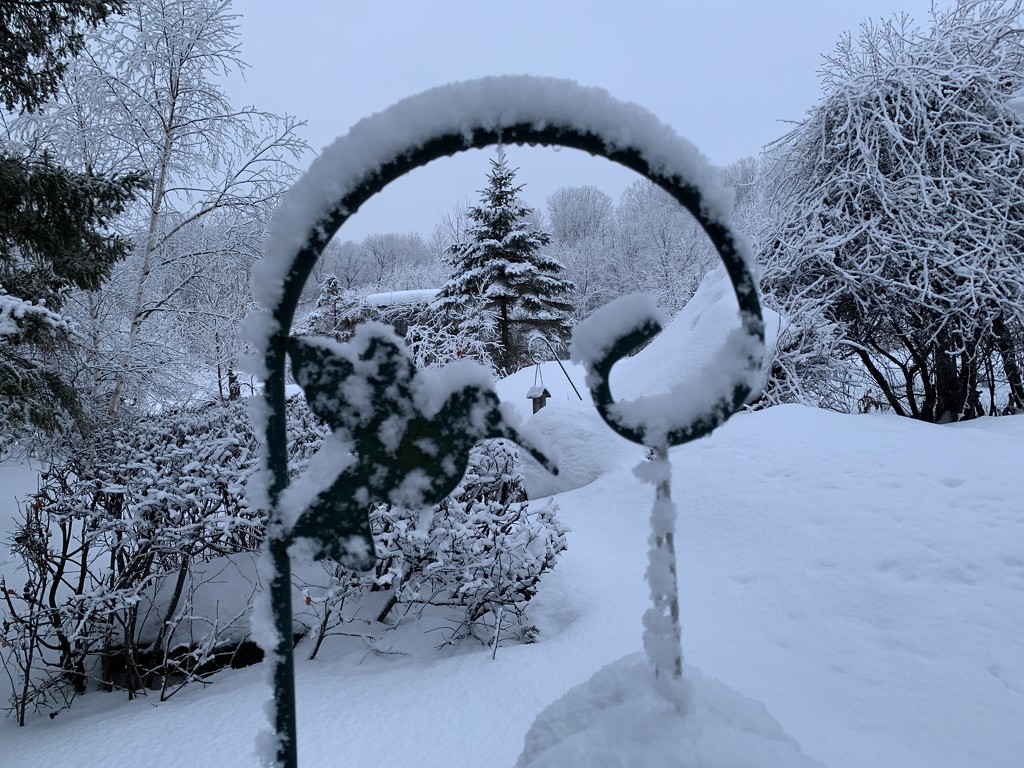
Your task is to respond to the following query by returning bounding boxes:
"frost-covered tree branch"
[760,0,1024,420]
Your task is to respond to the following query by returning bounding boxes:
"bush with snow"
[759,2,1024,420]
[1,398,265,721]
[1,394,566,719]
[365,438,566,646]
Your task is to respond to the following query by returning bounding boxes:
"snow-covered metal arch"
[251,76,763,768]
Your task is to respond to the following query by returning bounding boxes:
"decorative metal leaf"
[287,330,557,570]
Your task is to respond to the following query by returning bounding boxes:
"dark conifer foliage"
[433,152,574,373]
[0,1,125,113]
[0,2,144,438]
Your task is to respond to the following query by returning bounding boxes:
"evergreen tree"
[433,151,574,373]
[0,1,125,112]
[299,274,350,340]
[0,2,144,440]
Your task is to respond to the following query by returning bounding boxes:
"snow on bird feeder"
[249,75,763,768]
[527,385,551,413]
[527,362,552,412]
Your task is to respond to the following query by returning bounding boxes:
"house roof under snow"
[363,289,440,308]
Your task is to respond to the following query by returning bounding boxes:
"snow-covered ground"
[2,271,1021,766]
[2,403,1020,767]
[0,461,39,574]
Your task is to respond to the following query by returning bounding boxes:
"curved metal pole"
[260,117,763,767]
[528,334,583,401]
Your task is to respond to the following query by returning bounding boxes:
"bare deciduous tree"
[9,0,306,417]
[760,0,1024,420]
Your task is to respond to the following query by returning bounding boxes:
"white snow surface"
[251,76,737,318]
[0,292,66,337]
[608,268,778,403]
[569,292,667,372]
[2,402,1023,767]
[364,288,439,307]
[517,654,825,768]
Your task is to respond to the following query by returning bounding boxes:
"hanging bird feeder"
[527,363,551,412]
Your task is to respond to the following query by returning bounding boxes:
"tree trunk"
[227,364,241,400]
[106,128,174,421]
[499,300,510,373]
[932,328,978,423]
[994,315,1024,412]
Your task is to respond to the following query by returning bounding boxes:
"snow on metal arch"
[254,75,764,768]
[257,76,764,465]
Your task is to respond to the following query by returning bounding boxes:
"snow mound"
[498,360,638,496]
[519,400,642,498]
[611,267,779,402]
[496,358,590,421]
[517,654,826,768]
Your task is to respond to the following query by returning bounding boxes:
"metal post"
[255,78,762,765]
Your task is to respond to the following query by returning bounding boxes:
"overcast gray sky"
[229,1,938,241]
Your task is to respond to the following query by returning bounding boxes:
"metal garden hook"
[254,76,762,767]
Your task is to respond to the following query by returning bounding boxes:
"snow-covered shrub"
[760,2,1024,420]
[3,393,566,717]
[755,305,863,413]
[370,438,566,645]
[298,438,567,654]
[293,277,368,341]
[405,302,500,372]
[1,398,266,720]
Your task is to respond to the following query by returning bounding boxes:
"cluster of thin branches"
[760,0,1024,420]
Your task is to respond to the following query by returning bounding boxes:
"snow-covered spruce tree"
[760,1,1024,421]
[0,2,144,444]
[294,275,356,340]
[0,1,125,113]
[0,155,142,442]
[432,151,574,373]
